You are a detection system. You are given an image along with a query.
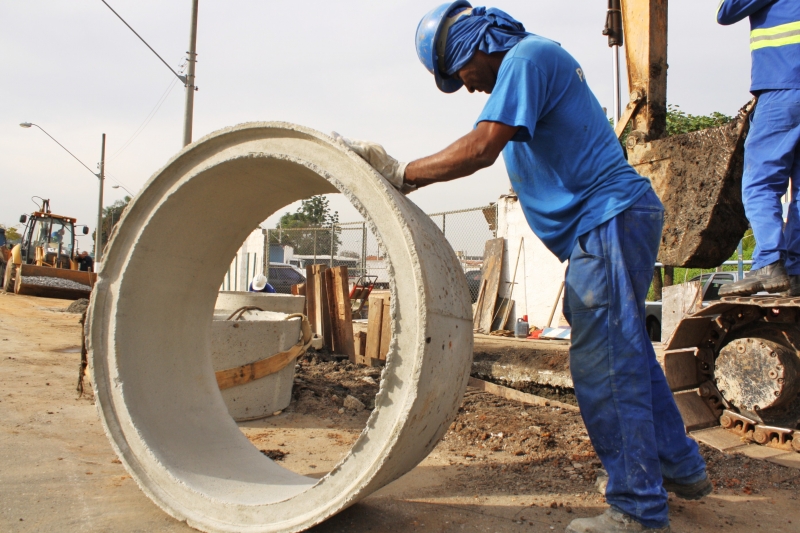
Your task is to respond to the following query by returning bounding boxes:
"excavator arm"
[619,0,751,269]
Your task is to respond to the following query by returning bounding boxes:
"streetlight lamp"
[112,184,134,196]
[20,122,107,264]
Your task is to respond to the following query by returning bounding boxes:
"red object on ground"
[528,329,542,339]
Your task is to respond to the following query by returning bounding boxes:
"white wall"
[496,195,567,329]
[222,228,265,292]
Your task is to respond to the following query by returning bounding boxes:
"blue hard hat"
[416,1,472,93]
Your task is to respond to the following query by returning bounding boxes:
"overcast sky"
[1,1,751,243]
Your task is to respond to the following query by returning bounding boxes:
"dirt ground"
[1,293,799,532]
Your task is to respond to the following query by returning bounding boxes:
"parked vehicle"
[645,271,741,342]
[267,263,306,294]
[465,269,482,303]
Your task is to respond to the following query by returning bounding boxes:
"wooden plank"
[477,238,504,334]
[379,296,391,360]
[365,295,384,363]
[472,278,487,330]
[315,265,333,350]
[492,297,513,332]
[326,266,355,360]
[305,265,318,334]
[291,282,307,316]
[467,377,579,412]
[354,331,367,366]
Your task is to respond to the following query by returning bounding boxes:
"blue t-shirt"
[477,36,652,262]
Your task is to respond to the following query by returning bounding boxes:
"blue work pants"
[744,89,800,273]
[563,189,707,529]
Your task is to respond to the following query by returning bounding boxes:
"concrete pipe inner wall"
[88,122,474,533]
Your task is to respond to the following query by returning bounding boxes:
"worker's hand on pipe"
[332,133,416,194]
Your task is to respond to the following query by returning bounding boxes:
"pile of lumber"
[354,293,391,367]
[296,265,355,360]
[473,238,517,334]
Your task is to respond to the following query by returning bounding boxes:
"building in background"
[495,194,566,329]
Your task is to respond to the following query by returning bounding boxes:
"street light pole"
[20,122,106,264]
[96,134,106,263]
[183,0,199,147]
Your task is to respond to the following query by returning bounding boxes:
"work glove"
[332,132,416,194]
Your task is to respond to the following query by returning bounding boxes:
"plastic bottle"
[515,315,529,338]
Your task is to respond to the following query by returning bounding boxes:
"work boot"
[718,260,790,297]
[566,509,670,533]
[662,475,713,500]
[781,275,800,297]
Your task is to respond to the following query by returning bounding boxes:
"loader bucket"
[15,263,96,300]
[628,100,754,268]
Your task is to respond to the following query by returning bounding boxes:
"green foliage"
[97,196,131,252]
[665,105,733,136]
[1,225,21,243]
[615,105,734,148]
[277,196,338,229]
[271,196,340,256]
[647,230,754,301]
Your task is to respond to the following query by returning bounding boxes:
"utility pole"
[183,0,199,147]
[96,134,106,263]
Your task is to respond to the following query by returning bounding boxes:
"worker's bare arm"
[405,121,519,188]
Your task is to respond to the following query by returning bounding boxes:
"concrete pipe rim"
[88,122,473,533]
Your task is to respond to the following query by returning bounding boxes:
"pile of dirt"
[288,351,800,501]
[64,298,89,314]
[287,350,381,417]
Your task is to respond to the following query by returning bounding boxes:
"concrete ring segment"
[88,122,474,533]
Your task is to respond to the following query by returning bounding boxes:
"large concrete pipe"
[88,123,474,533]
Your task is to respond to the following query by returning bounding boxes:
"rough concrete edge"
[89,122,472,532]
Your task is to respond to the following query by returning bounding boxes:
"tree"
[665,105,733,136]
[95,196,131,254]
[270,196,340,256]
[1,225,21,243]
[617,106,734,148]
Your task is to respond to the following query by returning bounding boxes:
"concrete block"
[216,291,304,314]
[88,122,474,532]
[662,281,702,342]
[211,310,301,421]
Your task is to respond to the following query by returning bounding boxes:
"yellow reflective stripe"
[751,33,800,50]
[751,20,800,38]
[750,20,800,50]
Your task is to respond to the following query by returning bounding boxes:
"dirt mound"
[64,298,89,314]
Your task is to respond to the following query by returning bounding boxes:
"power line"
[109,74,181,162]
[100,0,187,84]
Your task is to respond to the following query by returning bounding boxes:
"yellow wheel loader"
[2,199,96,300]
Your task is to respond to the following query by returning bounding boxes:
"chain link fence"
[262,204,497,291]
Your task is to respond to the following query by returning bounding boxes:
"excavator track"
[665,295,800,453]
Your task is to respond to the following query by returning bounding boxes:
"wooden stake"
[326,266,355,360]
[365,294,384,364]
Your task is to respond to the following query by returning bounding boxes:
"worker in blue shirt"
[718,0,800,296]
[338,4,710,532]
[249,274,276,293]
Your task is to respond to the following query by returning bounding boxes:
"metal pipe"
[603,0,624,125]
[612,45,621,125]
[183,0,199,147]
